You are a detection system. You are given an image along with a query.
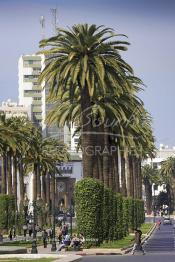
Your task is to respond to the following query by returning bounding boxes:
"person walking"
[28,224,32,237]
[156,219,161,230]
[8,228,13,241]
[131,229,145,255]
[13,226,16,239]
[42,229,48,248]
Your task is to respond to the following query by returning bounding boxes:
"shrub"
[74,178,103,247]
[0,195,15,231]
[74,178,145,245]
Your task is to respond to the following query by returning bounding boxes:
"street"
[82,219,175,261]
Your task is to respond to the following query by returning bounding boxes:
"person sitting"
[79,233,85,247]
[70,234,81,251]
[57,234,71,252]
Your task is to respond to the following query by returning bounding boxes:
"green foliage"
[0,195,15,231]
[75,178,145,247]
[74,178,103,247]
[122,198,129,236]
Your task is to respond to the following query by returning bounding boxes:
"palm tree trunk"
[132,156,138,199]
[1,153,7,194]
[121,152,127,197]
[108,155,113,189]
[33,163,37,201]
[37,164,41,199]
[46,173,51,225]
[81,85,94,178]
[126,155,134,197]
[98,156,103,183]
[50,173,55,225]
[137,159,142,199]
[144,181,152,214]
[46,173,50,205]
[19,158,24,208]
[103,126,109,187]
[7,152,12,195]
[113,152,120,193]
[13,155,18,208]
[41,173,46,203]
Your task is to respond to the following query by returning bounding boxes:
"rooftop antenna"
[50,8,58,35]
[40,15,45,40]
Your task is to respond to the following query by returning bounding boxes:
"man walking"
[131,229,145,255]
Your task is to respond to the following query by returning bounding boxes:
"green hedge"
[74,178,103,247]
[0,195,15,231]
[74,178,145,247]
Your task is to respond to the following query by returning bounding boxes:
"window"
[34,112,42,115]
[33,97,41,100]
[24,90,41,93]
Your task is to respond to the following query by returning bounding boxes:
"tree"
[142,164,160,214]
[160,157,175,211]
[39,24,139,179]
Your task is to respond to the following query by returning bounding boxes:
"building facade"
[18,54,82,209]
[144,144,175,197]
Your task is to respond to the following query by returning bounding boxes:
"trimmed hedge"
[74,178,103,247]
[75,178,145,247]
[0,195,15,231]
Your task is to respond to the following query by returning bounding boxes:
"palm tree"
[160,157,175,211]
[39,24,138,179]
[0,114,17,195]
[142,164,160,214]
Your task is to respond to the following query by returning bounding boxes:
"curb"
[0,254,82,262]
[123,223,156,254]
[76,252,122,256]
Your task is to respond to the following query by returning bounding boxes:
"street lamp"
[51,173,56,252]
[31,200,38,254]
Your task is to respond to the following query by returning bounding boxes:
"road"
[81,218,175,262]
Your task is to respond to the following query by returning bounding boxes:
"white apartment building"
[18,54,80,152]
[18,54,82,179]
[144,144,175,196]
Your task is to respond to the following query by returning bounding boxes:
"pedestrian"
[8,228,13,241]
[57,234,71,252]
[0,232,3,242]
[28,224,32,237]
[131,229,145,255]
[13,226,16,239]
[23,224,28,238]
[42,229,48,248]
[49,228,53,243]
[156,219,161,230]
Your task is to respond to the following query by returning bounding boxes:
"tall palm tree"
[160,157,175,211]
[38,24,138,179]
[142,164,160,214]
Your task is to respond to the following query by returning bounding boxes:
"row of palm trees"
[0,114,69,212]
[142,157,175,214]
[38,23,155,199]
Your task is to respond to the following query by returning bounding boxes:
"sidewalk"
[36,244,122,256]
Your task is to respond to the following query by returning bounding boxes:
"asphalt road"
[81,218,175,262]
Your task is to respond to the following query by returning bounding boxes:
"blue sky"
[1,0,175,146]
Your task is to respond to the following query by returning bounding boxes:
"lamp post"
[31,200,38,254]
[51,172,56,252]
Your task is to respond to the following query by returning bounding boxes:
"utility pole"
[40,16,45,40]
[50,8,58,35]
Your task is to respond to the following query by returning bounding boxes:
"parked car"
[163,217,172,225]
